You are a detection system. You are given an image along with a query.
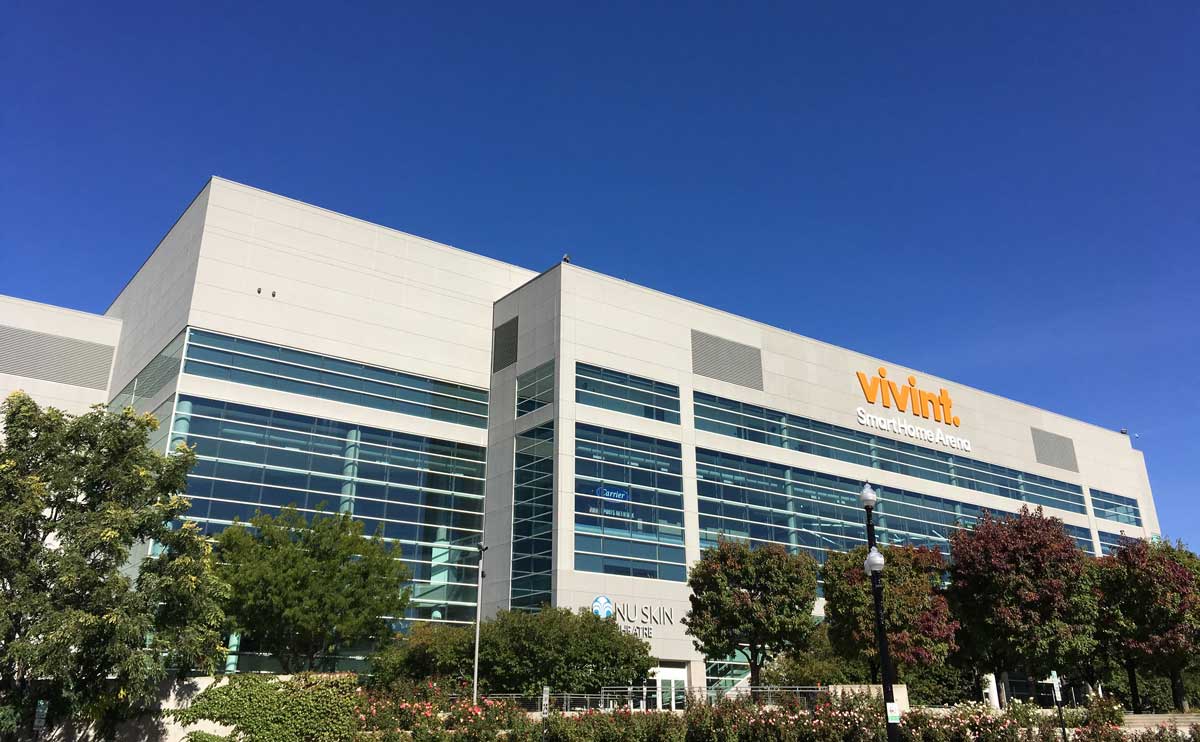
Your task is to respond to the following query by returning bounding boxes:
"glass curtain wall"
[170,395,486,624]
[510,422,555,610]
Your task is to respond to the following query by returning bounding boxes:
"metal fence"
[451,686,826,714]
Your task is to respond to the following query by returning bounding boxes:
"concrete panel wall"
[0,295,121,414]
[106,185,209,399]
[189,178,535,392]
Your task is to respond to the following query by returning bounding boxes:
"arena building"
[0,177,1158,694]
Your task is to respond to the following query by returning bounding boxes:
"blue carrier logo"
[595,484,630,501]
[591,595,614,619]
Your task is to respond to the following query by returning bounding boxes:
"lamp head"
[859,483,878,510]
[864,546,885,575]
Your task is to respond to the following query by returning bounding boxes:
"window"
[575,362,680,423]
[694,392,1087,514]
[511,423,555,610]
[1090,488,1142,527]
[573,423,686,582]
[183,329,488,428]
[1098,530,1133,555]
[170,395,486,625]
[516,361,554,416]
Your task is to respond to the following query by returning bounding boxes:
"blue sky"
[3,2,1197,546]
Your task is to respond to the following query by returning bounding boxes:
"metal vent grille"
[1031,427,1079,473]
[691,330,764,391]
[492,318,519,373]
[0,325,114,391]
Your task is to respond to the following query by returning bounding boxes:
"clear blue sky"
[2,2,1197,545]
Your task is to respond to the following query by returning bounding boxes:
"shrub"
[1085,695,1126,727]
[172,674,361,742]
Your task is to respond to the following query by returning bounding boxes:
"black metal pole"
[865,505,900,742]
[1054,686,1068,742]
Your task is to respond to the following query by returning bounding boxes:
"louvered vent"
[691,330,764,391]
[0,325,114,390]
[1031,427,1079,473]
[492,318,519,373]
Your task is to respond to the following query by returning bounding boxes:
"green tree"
[479,607,654,694]
[216,506,410,673]
[682,540,818,687]
[369,620,474,687]
[762,622,870,687]
[1095,537,1200,712]
[946,507,1098,707]
[0,392,227,734]
[369,607,654,694]
[822,544,958,685]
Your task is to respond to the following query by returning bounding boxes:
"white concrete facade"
[0,178,1159,686]
[481,263,1158,686]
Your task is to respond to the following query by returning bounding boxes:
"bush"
[171,674,360,742]
[1085,695,1126,727]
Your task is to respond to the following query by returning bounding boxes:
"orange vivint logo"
[856,367,961,427]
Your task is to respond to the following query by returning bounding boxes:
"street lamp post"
[861,483,900,742]
[472,543,488,706]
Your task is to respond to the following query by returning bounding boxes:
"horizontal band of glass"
[186,329,487,428]
[697,405,1083,513]
[575,533,685,563]
[1089,488,1142,527]
[696,394,1083,505]
[184,495,480,544]
[574,474,683,507]
[577,362,681,400]
[184,430,484,495]
[179,396,485,462]
[406,604,476,623]
[574,459,683,497]
[575,514,685,547]
[698,448,982,559]
[576,423,682,464]
[574,553,686,582]
[1063,524,1097,553]
[409,583,478,604]
[1097,530,1132,555]
[573,492,686,525]
[191,329,487,404]
[575,389,681,424]
[516,361,554,417]
[189,453,482,514]
[186,474,482,530]
[180,406,488,475]
[575,362,680,424]
[695,392,1087,514]
[698,448,988,526]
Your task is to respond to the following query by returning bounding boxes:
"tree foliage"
[171,674,360,742]
[762,622,870,687]
[682,540,818,686]
[0,392,227,731]
[1095,537,1200,712]
[370,607,654,695]
[822,544,958,684]
[946,507,1097,698]
[216,506,410,673]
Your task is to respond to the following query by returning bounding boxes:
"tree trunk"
[1126,659,1140,713]
[1170,668,1189,713]
[998,671,1009,709]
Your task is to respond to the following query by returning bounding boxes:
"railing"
[451,686,827,714]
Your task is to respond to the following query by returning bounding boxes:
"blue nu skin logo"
[595,484,630,501]
[591,595,614,619]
